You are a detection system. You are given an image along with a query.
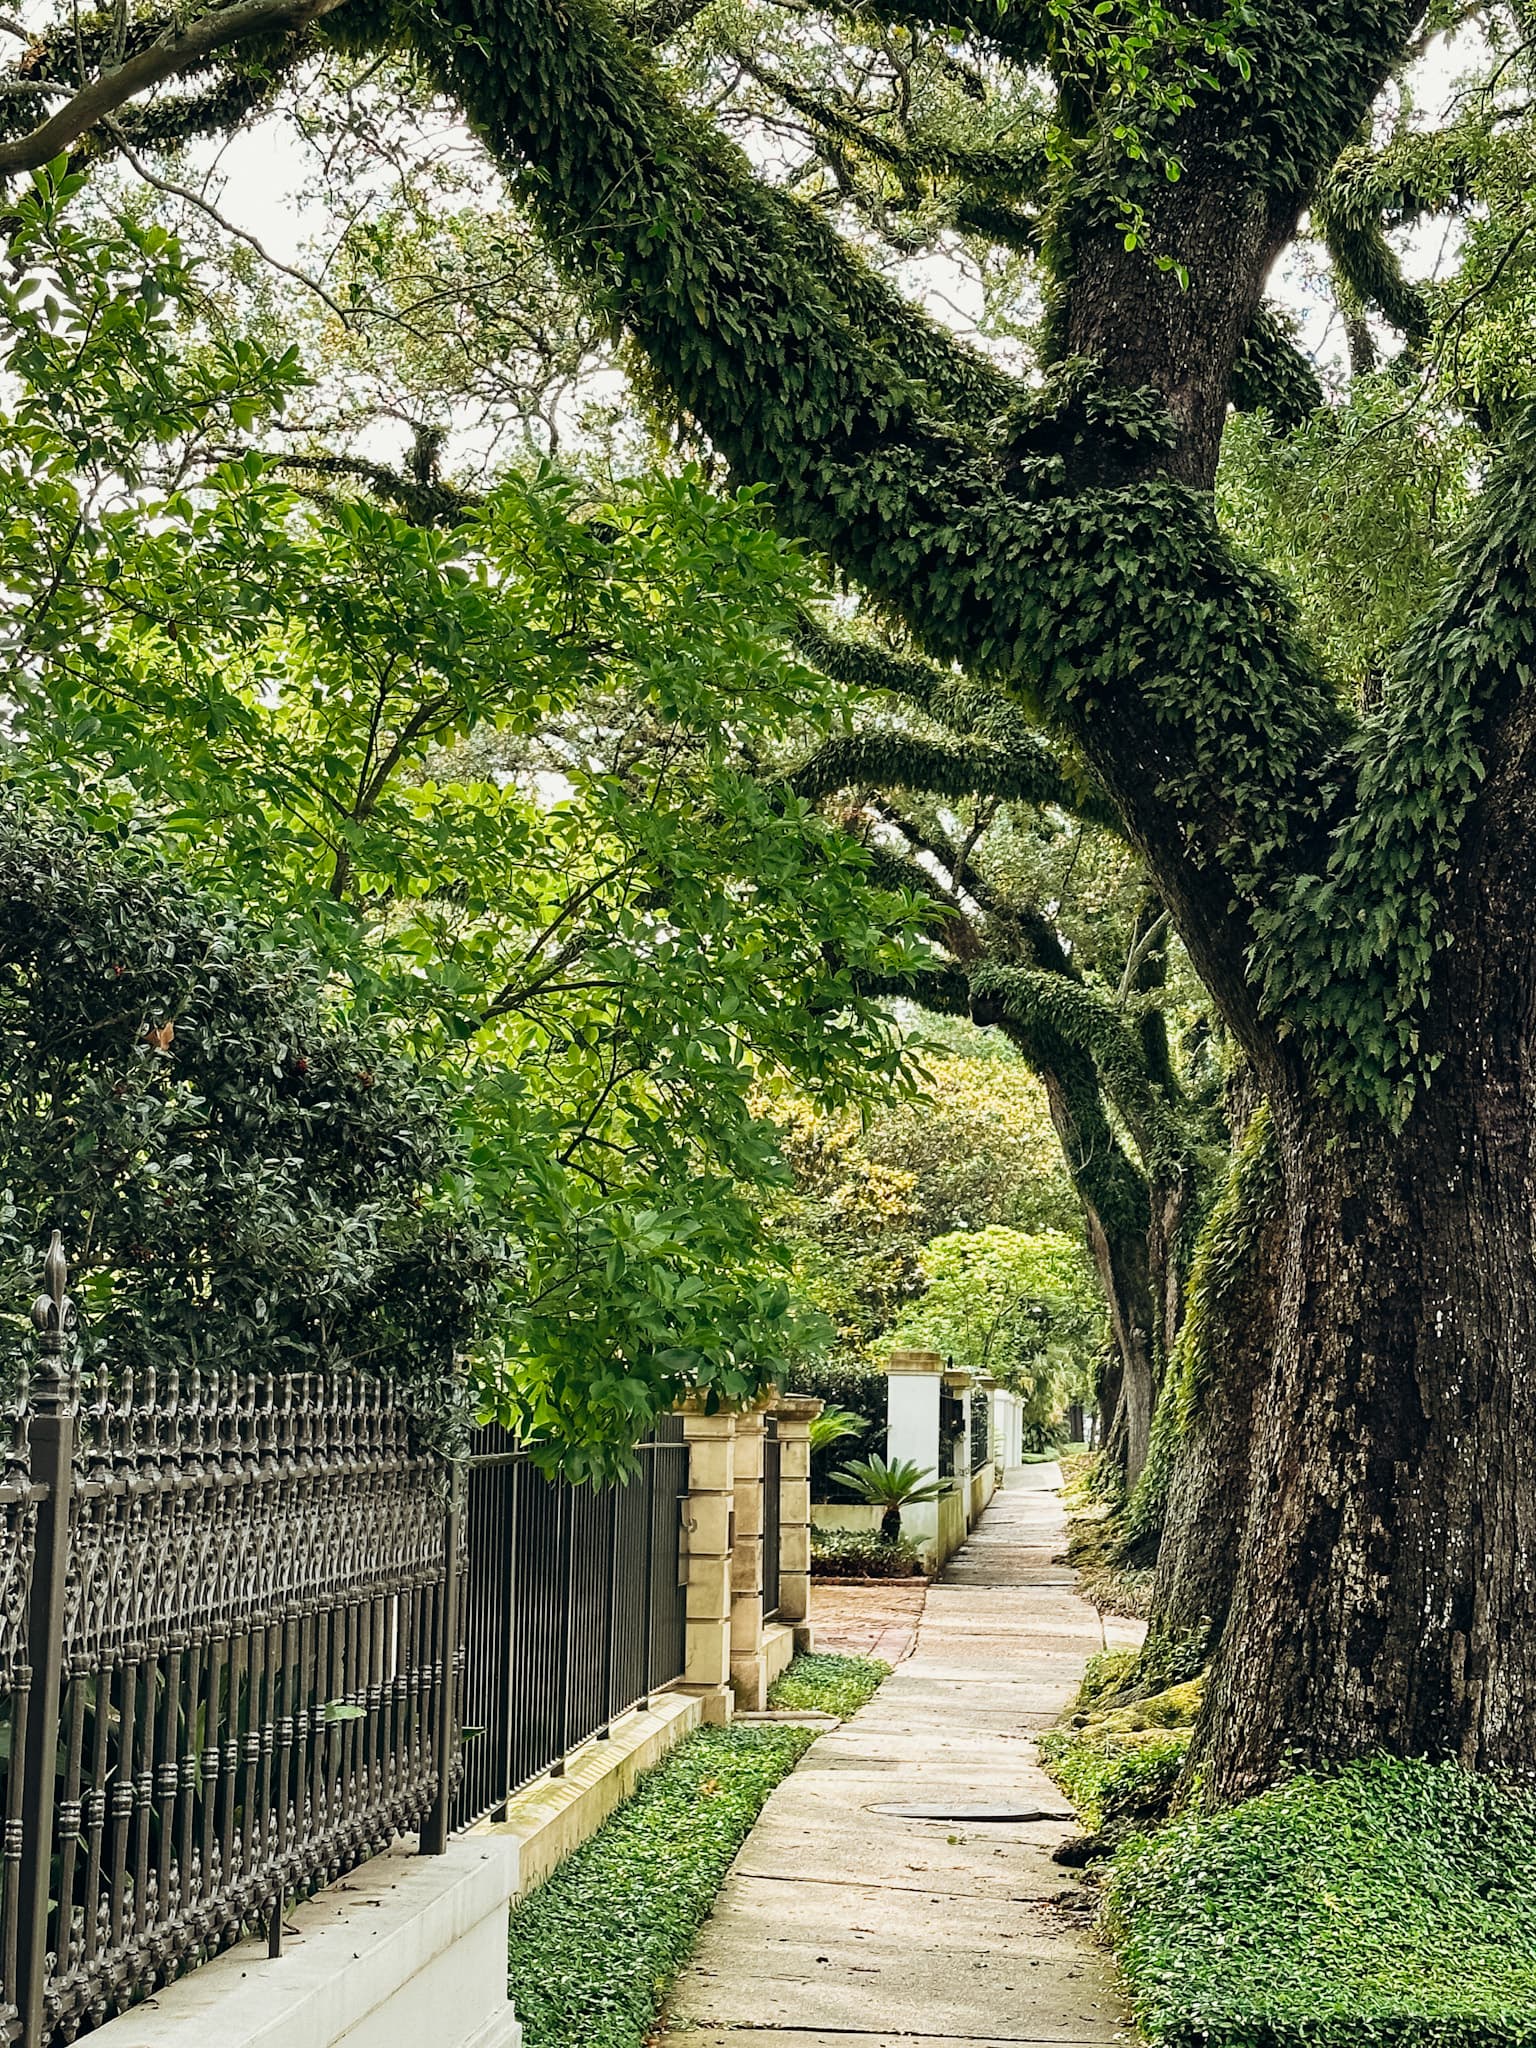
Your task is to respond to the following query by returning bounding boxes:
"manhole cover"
[872,1803,1072,1822]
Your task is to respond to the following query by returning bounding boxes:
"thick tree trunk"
[1082,1204,1156,1486]
[1195,1044,1536,1799]
[1145,1196,1284,1657]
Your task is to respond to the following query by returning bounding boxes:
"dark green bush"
[810,1525,924,1577]
[1106,1756,1536,2046]
[786,1359,888,1496]
[507,1724,814,2048]
[767,1651,889,1718]
[0,799,496,1394]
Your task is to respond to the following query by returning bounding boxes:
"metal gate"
[454,1418,689,1827]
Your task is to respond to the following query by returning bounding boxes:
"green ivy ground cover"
[506,1724,814,2048]
[767,1651,890,1718]
[1106,1756,1536,2046]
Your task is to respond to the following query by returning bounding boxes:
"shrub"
[810,1526,925,1577]
[786,1359,888,1496]
[1106,1756,1536,2046]
[506,1724,814,2048]
[0,800,496,1396]
[767,1652,889,1718]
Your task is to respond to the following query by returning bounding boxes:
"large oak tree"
[6,0,1536,1798]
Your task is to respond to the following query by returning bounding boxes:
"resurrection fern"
[1251,420,1536,1117]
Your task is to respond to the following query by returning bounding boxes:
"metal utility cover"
[872,1803,1072,1822]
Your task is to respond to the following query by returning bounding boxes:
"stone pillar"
[729,1402,770,1710]
[886,1348,944,1477]
[679,1402,736,1726]
[773,1394,822,1653]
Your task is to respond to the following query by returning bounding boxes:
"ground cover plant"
[506,1724,814,2048]
[1040,1729,1188,1840]
[1105,1758,1536,2046]
[766,1652,889,1718]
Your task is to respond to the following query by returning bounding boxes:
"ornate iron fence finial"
[31,1228,76,1356]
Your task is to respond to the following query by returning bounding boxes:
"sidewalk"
[662,1466,1144,2047]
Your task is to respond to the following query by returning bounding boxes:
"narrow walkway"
[663,1467,1144,2047]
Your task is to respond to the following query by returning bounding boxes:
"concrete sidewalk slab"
[662,1467,1144,2046]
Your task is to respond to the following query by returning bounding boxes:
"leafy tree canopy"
[892,1221,1103,1430]
[0,185,929,1470]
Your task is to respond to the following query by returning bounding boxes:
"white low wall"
[969,1460,997,1522]
[89,1836,521,2048]
[86,1688,708,2048]
[811,1492,968,1573]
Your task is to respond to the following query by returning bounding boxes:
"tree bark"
[1032,1059,1161,1488]
[1146,1194,1284,1656]
[1196,1057,1536,1796]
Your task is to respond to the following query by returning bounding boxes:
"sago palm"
[834,1454,948,1543]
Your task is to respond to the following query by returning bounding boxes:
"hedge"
[784,1359,888,1497]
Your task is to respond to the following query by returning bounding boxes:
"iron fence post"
[421,1456,464,1855]
[500,1455,519,1814]
[597,1487,619,1738]
[17,1233,78,2048]
[639,1446,657,1709]
[549,1484,575,1777]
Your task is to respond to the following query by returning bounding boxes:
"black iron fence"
[0,1240,699,2047]
[761,1419,781,1621]
[971,1396,991,1473]
[937,1384,965,1480]
[0,1236,456,2048]
[453,1419,689,1828]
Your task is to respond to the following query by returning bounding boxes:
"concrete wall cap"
[85,1837,519,2048]
[886,1349,944,1373]
[772,1394,825,1421]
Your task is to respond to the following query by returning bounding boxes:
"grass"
[1106,1756,1536,2046]
[506,1723,815,2048]
[767,1651,889,1718]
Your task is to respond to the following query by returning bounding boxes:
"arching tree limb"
[0,0,349,178]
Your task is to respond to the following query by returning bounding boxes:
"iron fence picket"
[762,1421,782,1621]
[971,1398,991,1474]
[0,1240,454,2048]
[0,1241,694,2037]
